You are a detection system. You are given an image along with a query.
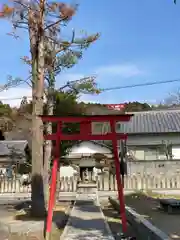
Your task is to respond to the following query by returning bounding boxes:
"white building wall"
[172,146,180,159]
[60,166,77,177]
[79,157,96,167]
[126,135,180,146]
[127,145,180,161]
[92,122,180,145]
[84,122,180,161]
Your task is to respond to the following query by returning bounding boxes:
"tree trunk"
[43,122,52,207]
[29,1,46,217]
[31,77,46,216]
[31,84,45,217]
[43,72,54,206]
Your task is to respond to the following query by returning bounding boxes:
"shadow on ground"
[101,200,136,240]
[0,198,138,240]
[125,192,180,217]
[61,201,136,239]
[123,192,180,240]
[0,200,71,240]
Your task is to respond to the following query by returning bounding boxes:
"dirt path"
[125,193,180,240]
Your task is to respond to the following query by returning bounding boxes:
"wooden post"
[45,157,58,240]
[102,173,104,191]
[108,173,111,191]
[45,122,61,240]
[110,120,127,233]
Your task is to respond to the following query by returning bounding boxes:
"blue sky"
[0,0,180,106]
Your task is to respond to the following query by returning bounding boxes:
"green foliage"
[1,76,23,90]
[69,77,101,94]
[0,101,12,116]
[54,50,82,75]
[52,91,84,157]
[54,91,82,115]
[124,101,151,112]
[73,33,99,48]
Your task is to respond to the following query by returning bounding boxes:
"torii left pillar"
[40,114,133,239]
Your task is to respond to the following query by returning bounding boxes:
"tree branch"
[44,17,69,30]
[14,0,29,10]
[13,23,28,30]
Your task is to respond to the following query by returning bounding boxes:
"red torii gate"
[40,114,133,237]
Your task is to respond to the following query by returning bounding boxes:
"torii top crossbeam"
[40,114,133,141]
[40,114,133,122]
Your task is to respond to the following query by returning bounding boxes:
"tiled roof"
[120,109,180,134]
[5,129,32,149]
[0,140,28,156]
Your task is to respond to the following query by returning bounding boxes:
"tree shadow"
[124,192,159,216]
[12,198,137,239]
[11,174,72,238]
[102,202,136,239]
[31,174,46,218]
[13,174,46,222]
[111,193,180,239]
[13,200,71,239]
[14,203,70,222]
[62,215,112,234]
[74,201,101,212]
[60,209,136,239]
[59,201,125,238]
[124,192,180,215]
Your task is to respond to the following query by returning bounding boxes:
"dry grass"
[144,190,180,200]
[124,192,180,239]
[101,200,136,239]
[7,228,63,240]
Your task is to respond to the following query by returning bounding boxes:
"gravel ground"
[100,200,136,240]
[125,193,180,240]
[0,201,71,240]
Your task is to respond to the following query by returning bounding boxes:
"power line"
[0,96,32,101]
[101,78,180,91]
[1,78,180,101]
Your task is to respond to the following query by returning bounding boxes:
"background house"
[88,108,180,176]
[93,109,180,160]
[4,114,32,149]
[119,109,180,160]
[0,140,29,176]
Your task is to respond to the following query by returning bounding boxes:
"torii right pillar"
[110,119,129,233]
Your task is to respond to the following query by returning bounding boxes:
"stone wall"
[127,160,180,176]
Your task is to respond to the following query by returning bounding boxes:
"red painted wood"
[110,120,127,233]
[39,114,133,123]
[46,122,62,234]
[46,157,58,233]
[44,133,128,141]
[80,121,91,135]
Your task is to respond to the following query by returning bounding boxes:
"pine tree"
[0,1,100,216]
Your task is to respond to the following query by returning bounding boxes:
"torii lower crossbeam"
[39,114,133,239]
